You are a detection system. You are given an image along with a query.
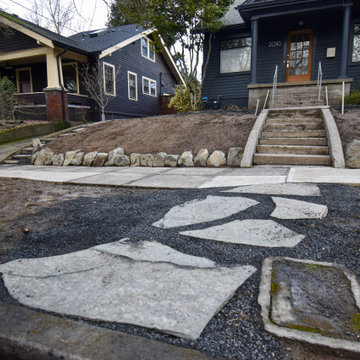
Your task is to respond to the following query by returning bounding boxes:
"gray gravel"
[0,183,359,359]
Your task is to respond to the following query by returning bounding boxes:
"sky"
[1,0,109,36]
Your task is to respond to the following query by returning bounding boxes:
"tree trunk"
[199,32,213,108]
[101,108,105,122]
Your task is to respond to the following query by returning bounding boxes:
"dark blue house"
[203,0,360,108]
[0,10,184,121]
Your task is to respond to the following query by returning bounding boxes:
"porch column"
[339,4,352,78]
[250,17,259,84]
[45,50,61,89]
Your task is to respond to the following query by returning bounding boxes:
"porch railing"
[272,65,278,104]
[317,61,323,101]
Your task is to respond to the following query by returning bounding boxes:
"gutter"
[56,48,69,126]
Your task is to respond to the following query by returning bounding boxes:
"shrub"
[344,89,360,105]
[169,85,193,113]
[0,76,16,120]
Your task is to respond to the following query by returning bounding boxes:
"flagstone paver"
[223,183,321,196]
[153,195,258,229]
[180,220,305,248]
[270,197,328,219]
[0,240,256,340]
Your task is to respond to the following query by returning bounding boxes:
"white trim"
[99,29,154,59]
[103,62,116,96]
[141,37,156,62]
[142,76,157,97]
[158,35,185,86]
[128,71,138,101]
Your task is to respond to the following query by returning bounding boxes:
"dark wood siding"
[0,28,41,53]
[100,38,178,120]
[202,30,251,108]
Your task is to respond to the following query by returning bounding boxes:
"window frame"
[352,22,360,63]
[16,67,33,93]
[142,76,157,97]
[103,62,116,96]
[61,62,79,94]
[128,71,138,101]
[219,37,252,75]
[141,37,156,62]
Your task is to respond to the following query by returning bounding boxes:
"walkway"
[1,164,360,188]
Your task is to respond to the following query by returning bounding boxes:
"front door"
[286,29,313,82]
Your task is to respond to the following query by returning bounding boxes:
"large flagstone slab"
[153,195,258,229]
[223,183,321,196]
[271,197,328,220]
[0,240,256,340]
[180,220,305,248]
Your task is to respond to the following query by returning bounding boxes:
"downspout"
[56,48,69,126]
[159,72,162,115]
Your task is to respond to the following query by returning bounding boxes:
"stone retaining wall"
[32,147,244,168]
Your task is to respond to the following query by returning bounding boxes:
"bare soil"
[333,108,360,149]
[48,111,255,155]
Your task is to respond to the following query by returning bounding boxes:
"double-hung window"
[128,71,138,101]
[142,77,157,97]
[141,37,155,61]
[103,62,116,96]
[220,38,251,74]
[352,24,360,62]
[62,62,79,93]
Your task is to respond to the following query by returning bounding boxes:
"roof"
[69,24,145,53]
[0,10,90,54]
[221,0,246,27]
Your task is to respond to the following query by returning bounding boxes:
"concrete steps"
[254,107,331,166]
[254,153,331,166]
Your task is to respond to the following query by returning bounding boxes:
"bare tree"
[27,0,75,34]
[80,60,121,122]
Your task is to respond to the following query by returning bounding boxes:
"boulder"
[31,151,39,165]
[164,154,179,167]
[130,153,140,166]
[153,152,167,167]
[93,152,108,167]
[34,148,54,166]
[114,154,130,166]
[140,154,154,167]
[194,149,209,167]
[105,148,125,166]
[71,151,84,166]
[227,147,243,167]
[178,151,194,167]
[83,152,98,166]
[64,150,82,166]
[207,150,227,168]
[345,139,360,168]
[32,138,42,153]
[51,153,64,166]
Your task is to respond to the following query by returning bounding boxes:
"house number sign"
[269,41,282,48]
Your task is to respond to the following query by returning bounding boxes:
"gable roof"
[0,10,90,54]
[69,24,146,53]
[221,0,246,28]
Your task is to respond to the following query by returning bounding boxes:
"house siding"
[100,38,178,120]
[203,7,358,107]
[0,28,40,53]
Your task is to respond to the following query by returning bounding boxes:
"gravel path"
[0,181,359,359]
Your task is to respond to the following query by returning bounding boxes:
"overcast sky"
[1,0,109,36]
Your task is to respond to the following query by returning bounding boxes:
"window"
[62,62,78,93]
[103,62,116,96]
[128,71,138,100]
[220,38,251,74]
[141,37,155,62]
[16,67,33,93]
[352,24,360,62]
[142,77,157,96]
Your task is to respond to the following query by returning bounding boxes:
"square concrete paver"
[199,176,287,188]
[128,175,210,188]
